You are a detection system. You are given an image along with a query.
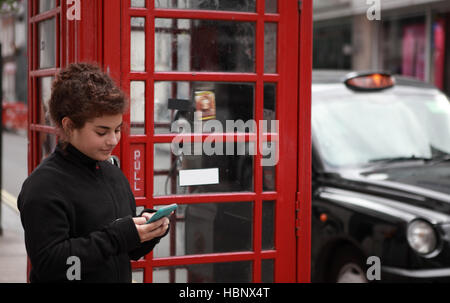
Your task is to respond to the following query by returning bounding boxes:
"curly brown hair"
[49,63,127,132]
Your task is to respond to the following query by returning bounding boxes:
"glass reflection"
[154,81,254,134]
[155,18,255,72]
[130,81,146,134]
[39,0,55,13]
[155,0,256,12]
[264,23,277,73]
[131,269,144,283]
[261,259,274,282]
[131,17,146,71]
[262,201,275,249]
[38,19,56,69]
[265,0,277,13]
[153,202,253,258]
[154,143,254,196]
[39,77,53,126]
[153,261,252,283]
[131,0,145,8]
[39,132,56,161]
[264,83,276,131]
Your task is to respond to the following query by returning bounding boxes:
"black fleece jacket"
[18,143,165,282]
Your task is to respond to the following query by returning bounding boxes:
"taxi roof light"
[344,72,395,91]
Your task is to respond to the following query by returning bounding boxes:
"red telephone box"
[27,0,312,283]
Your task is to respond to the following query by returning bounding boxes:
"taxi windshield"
[312,86,450,168]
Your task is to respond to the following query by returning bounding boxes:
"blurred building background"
[313,0,450,95]
[0,0,27,132]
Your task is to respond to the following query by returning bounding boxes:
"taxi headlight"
[407,220,437,255]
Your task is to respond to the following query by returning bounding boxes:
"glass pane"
[153,261,252,283]
[153,202,253,257]
[131,0,146,8]
[262,201,275,250]
[155,18,255,72]
[39,0,55,13]
[264,83,276,131]
[264,23,277,73]
[39,77,53,126]
[263,84,276,191]
[261,259,274,282]
[155,0,256,12]
[265,0,277,13]
[39,132,57,161]
[263,164,275,191]
[131,268,144,283]
[136,206,145,216]
[38,19,56,69]
[261,141,278,167]
[154,143,254,196]
[154,81,255,134]
[130,81,146,134]
[131,17,146,71]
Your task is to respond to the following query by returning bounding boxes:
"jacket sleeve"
[18,186,141,282]
[128,208,170,261]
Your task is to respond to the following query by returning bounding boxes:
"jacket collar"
[56,142,99,171]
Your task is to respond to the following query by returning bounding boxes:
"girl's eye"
[115,128,121,133]
[96,132,106,136]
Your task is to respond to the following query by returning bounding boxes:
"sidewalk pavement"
[0,195,27,283]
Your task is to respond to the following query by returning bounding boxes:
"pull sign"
[67,0,81,21]
[131,144,145,197]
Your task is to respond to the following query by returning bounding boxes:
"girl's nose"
[106,132,119,146]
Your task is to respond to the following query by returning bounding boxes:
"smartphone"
[146,204,178,224]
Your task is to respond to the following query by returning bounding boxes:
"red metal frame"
[297,0,313,283]
[27,0,312,283]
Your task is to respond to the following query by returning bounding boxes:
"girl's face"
[68,114,123,161]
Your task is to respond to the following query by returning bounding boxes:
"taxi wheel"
[327,246,368,283]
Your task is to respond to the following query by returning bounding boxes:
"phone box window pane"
[39,77,53,126]
[39,132,56,161]
[261,259,274,283]
[153,261,252,283]
[131,0,145,7]
[131,269,144,283]
[155,0,256,12]
[264,83,277,133]
[39,0,55,13]
[153,202,253,257]
[153,143,254,196]
[264,23,277,73]
[130,81,146,134]
[155,18,255,73]
[38,19,56,69]
[131,17,146,71]
[265,0,277,13]
[262,201,275,250]
[154,81,254,134]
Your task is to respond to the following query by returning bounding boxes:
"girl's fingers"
[133,217,147,225]
[141,212,153,222]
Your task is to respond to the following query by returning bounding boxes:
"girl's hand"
[133,214,169,243]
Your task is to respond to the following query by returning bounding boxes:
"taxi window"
[312,89,450,167]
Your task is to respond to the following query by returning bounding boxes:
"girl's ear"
[60,117,74,141]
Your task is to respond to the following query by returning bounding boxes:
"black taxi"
[311,71,450,282]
